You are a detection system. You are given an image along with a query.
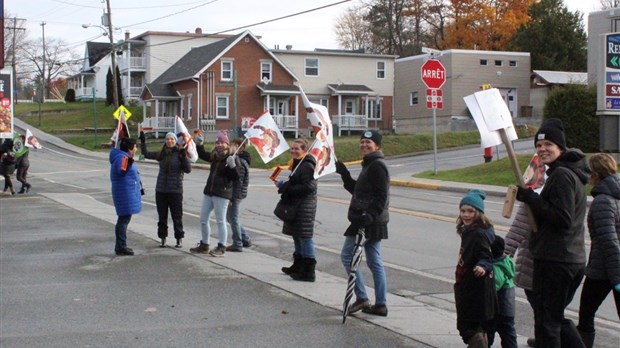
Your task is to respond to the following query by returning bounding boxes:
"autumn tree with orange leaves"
[440,0,535,51]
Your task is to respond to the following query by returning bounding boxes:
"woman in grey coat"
[577,153,620,348]
[140,131,192,248]
[277,138,318,282]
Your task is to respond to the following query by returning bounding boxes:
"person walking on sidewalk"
[277,137,318,281]
[226,137,251,252]
[334,130,390,316]
[489,236,517,348]
[140,131,192,248]
[15,134,31,194]
[454,189,497,348]
[109,137,142,256]
[0,138,16,195]
[516,118,590,348]
[190,130,238,257]
[577,153,620,348]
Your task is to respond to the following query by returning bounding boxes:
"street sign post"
[421,59,446,175]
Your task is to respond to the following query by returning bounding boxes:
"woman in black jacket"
[278,138,318,282]
[335,130,390,317]
[1,138,16,195]
[140,131,192,248]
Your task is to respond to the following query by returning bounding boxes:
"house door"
[498,88,517,117]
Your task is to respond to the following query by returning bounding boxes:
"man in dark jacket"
[517,119,591,348]
[335,130,390,317]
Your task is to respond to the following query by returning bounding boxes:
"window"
[221,60,233,81]
[495,60,503,67]
[410,91,419,105]
[305,58,319,76]
[480,59,488,66]
[376,61,386,79]
[344,100,355,114]
[310,98,328,108]
[260,60,272,82]
[180,95,185,120]
[216,95,229,119]
[187,94,193,120]
[365,98,382,120]
[509,60,517,67]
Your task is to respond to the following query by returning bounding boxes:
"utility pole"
[41,22,46,101]
[9,17,26,103]
[105,0,119,108]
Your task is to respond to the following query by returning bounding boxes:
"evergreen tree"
[106,67,113,106]
[116,65,124,106]
[509,0,587,71]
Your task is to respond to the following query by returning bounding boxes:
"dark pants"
[488,287,517,348]
[533,260,585,348]
[457,319,494,344]
[16,164,29,189]
[115,215,132,251]
[577,276,620,333]
[155,192,184,240]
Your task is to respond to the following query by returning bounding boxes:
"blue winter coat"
[109,148,142,216]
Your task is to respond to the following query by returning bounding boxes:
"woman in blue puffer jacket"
[110,138,142,256]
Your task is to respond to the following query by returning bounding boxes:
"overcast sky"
[6,0,604,54]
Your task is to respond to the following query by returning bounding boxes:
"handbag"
[274,199,297,223]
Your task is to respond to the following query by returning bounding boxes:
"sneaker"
[348,298,370,314]
[242,240,252,248]
[225,245,243,252]
[362,304,388,317]
[209,243,226,257]
[115,247,134,256]
[189,241,209,253]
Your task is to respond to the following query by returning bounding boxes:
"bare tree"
[600,0,619,9]
[334,5,373,51]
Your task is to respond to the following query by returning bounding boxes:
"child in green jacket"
[489,236,517,348]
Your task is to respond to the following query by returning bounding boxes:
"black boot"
[159,237,166,248]
[175,238,182,248]
[578,329,595,348]
[281,254,301,275]
[290,258,316,282]
[25,183,31,193]
[18,187,25,194]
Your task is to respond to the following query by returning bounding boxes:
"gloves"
[139,131,146,144]
[615,283,620,293]
[357,212,374,227]
[195,133,204,146]
[335,160,349,176]
[226,155,236,168]
[178,147,187,157]
[516,186,536,203]
[277,180,285,190]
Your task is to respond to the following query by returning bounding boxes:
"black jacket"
[279,155,317,238]
[231,153,250,200]
[142,144,191,194]
[522,149,590,263]
[585,173,620,284]
[197,145,239,199]
[341,151,390,240]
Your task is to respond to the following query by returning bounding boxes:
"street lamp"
[82,23,119,109]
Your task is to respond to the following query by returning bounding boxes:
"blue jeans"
[293,236,315,259]
[227,198,250,247]
[115,215,132,251]
[200,194,229,246]
[340,236,387,305]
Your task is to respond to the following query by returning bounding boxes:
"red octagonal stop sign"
[421,59,446,89]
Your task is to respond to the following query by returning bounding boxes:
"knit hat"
[216,130,229,144]
[535,118,566,150]
[165,132,178,142]
[459,189,487,213]
[361,129,382,146]
[491,235,505,259]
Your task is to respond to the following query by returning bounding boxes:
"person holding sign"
[515,118,590,348]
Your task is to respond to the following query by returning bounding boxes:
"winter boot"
[18,187,25,194]
[159,237,166,248]
[281,254,301,275]
[175,238,182,248]
[577,329,595,348]
[467,332,488,348]
[561,319,586,348]
[290,258,316,282]
[189,241,209,253]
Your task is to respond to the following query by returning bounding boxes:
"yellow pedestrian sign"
[113,105,132,120]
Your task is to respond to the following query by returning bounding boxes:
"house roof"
[141,83,181,99]
[327,84,375,95]
[85,42,111,70]
[532,70,587,85]
[256,82,300,95]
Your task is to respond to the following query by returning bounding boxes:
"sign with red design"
[606,84,620,96]
[426,88,443,109]
[421,59,446,89]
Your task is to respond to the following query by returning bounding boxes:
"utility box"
[599,114,620,151]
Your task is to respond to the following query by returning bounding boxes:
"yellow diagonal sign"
[113,105,132,120]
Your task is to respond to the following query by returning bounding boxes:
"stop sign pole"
[421,58,446,175]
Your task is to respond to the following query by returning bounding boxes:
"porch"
[332,115,368,136]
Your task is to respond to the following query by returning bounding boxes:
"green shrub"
[543,84,598,152]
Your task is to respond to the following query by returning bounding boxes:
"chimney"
[195,27,202,34]
[286,45,293,50]
[124,31,130,40]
